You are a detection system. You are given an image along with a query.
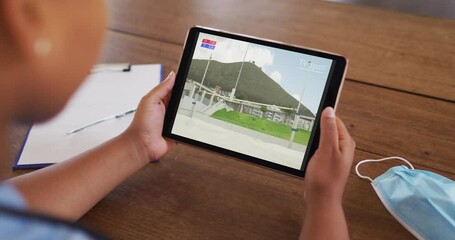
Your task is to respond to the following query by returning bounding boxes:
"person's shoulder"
[0,183,27,209]
[0,183,99,240]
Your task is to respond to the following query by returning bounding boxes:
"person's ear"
[1,0,53,61]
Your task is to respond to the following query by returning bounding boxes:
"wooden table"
[7,0,455,239]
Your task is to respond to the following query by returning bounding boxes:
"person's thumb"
[318,107,339,151]
[145,71,175,104]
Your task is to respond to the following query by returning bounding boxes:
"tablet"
[163,26,347,177]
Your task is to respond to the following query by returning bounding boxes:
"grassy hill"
[187,59,315,117]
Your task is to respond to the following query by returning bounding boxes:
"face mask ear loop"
[355,156,415,182]
[355,160,375,182]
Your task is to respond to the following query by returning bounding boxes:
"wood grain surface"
[106,0,455,101]
[6,0,455,239]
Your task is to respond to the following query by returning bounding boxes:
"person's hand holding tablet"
[300,107,355,240]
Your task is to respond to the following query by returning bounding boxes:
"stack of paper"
[14,64,163,169]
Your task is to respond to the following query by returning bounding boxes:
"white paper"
[16,64,162,167]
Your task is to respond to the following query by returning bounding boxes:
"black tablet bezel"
[163,26,347,178]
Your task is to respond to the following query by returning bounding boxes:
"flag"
[201,39,216,50]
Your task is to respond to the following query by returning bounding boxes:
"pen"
[67,109,137,135]
[90,63,131,73]
[114,109,136,118]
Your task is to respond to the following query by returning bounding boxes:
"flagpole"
[200,53,212,91]
[230,43,249,101]
[288,81,307,148]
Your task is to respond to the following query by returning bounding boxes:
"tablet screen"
[164,27,346,177]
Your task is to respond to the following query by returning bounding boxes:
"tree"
[282,108,295,125]
[237,94,248,100]
[260,106,267,119]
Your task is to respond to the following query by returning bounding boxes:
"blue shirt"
[0,184,100,240]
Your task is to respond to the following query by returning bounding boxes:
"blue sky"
[193,33,333,114]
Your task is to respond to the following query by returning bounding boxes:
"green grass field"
[211,109,311,145]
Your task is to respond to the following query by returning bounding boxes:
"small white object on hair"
[34,38,53,56]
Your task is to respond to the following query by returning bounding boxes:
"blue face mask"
[355,157,455,240]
